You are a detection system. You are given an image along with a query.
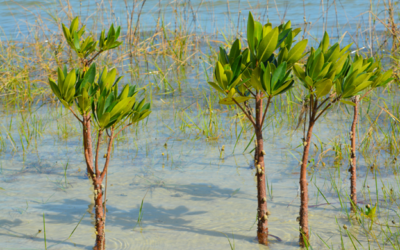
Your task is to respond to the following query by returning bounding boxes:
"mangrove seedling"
[292,32,385,246]
[208,12,307,245]
[49,17,151,249]
[346,55,392,212]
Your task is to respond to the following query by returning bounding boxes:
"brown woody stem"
[255,93,269,245]
[350,95,359,211]
[232,98,256,127]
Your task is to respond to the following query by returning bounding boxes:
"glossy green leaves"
[92,68,150,129]
[49,64,151,129]
[62,17,122,59]
[294,32,352,98]
[337,56,392,100]
[49,68,76,108]
[98,24,123,51]
[294,32,393,107]
[257,27,279,62]
[261,62,294,97]
[209,12,308,106]
[247,12,299,63]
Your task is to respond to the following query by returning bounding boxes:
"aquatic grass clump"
[48,17,151,249]
[208,12,307,245]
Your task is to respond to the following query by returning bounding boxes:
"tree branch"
[82,116,94,177]
[86,50,103,66]
[360,89,373,100]
[85,115,94,164]
[314,97,341,122]
[260,96,272,128]
[232,98,256,127]
[115,123,133,137]
[69,107,83,123]
[316,96,330,110]
[95,130,103,177]
[243,83,256,97]
[100,129,114,182]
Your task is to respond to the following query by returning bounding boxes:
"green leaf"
[342,86,356,98]
[62,24,71,41]
[99,66,108,90]
[73,32,81,51]
[276,28,291,49]
[109,97,135,118]
[65,86,76,103]
[230,75,243,89]
[229,39,241,63]
[277,47,288,65]
[219,95,252,105]
[285,30,293,50]
[287,40,308,65]
[305,76,314,88]
[208,81,225,94]
[311,52,325,79]
[79,88,90,112]
[353,80,372,94]
[247,12,255,54]
[338,43,352,58]
[293,63,306,81]
[104,68,117,90]
[104,94,116,112]
[261,63,272,95]
[57,67,65,87]
[231,55,242,77]
[315,79,332,98]
[49,78,62,99]
[60,99,71,108]
[249,67,263,91]
[340,99,356,106]
[262,23,272,38]
[316,62,332,80]
[325,43,340,62]
[99,112,110,128]
[271,62,286,90]
[272,79,293,96]
[63,70,76,97]
[119,85,130,99]
[254,21,263,47]
[84,64,96,84]
[70,17,79,34]
[219,47,229,65]
[320,32,330,52]
[215,61,228,89]
[257,27,279,62]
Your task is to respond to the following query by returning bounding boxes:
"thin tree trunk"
[255,94,268,245]
[299,119,315,247]
[350,95,359,211]
[81,116,106,249]
[94,179,105,249]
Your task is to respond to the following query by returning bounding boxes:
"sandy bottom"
[0,106,395,249]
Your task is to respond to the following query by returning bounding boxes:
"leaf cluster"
[49,64,151,129]
[62,17,123,59]
[49,17,150,131]
[208,12,309,105]
[294,32,393,104]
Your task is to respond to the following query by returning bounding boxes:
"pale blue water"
[0,0,388,45]
[0,0,398,249]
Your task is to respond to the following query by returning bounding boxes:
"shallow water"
[0,94,398,249]
[0,0,399,249]
[0,0,388,43]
